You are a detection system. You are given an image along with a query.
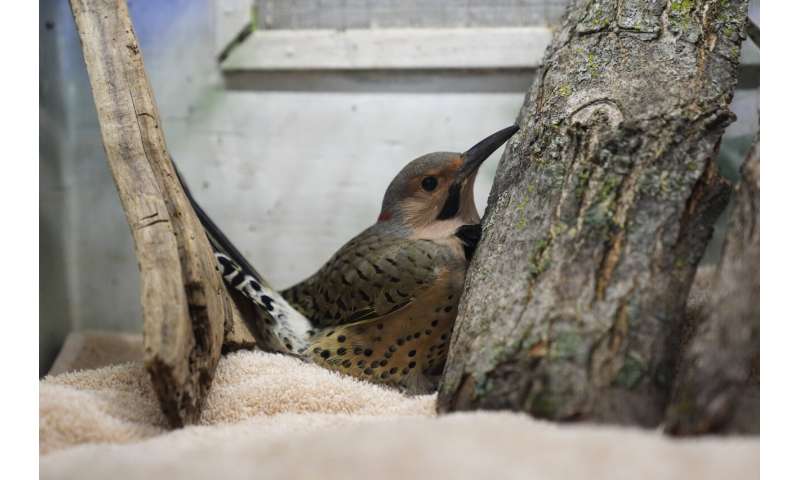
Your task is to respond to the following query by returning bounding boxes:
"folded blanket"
[40,350,758,480]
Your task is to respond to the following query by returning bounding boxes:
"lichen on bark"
[438,0,749,426]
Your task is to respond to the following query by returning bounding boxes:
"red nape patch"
[378,211,392,222]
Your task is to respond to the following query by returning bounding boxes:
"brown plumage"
[283,231,465,392]
[279,126,520,393]
[185,126,518,395]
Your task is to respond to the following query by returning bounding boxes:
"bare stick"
[69,0,255,427]
[746,17,759,48]
[665,129,760,435]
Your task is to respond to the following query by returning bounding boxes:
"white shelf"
[221,27,553,72]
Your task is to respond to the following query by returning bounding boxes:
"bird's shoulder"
[281,225,458,328]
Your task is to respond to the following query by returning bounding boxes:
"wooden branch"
[437,0,748,426]
[746,17,760,48]
[69,0,256,427]
[665,130,760,435]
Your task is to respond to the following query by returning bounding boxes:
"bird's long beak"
[457,125,520,182]
[435,125,519,221]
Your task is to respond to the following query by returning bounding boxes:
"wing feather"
[280,228,448,329]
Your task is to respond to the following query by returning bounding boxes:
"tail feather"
[215,252,311,353]
[172,158,312,353]
[173,160,265,284]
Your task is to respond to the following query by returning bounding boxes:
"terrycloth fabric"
[47,331,143,376]
[40,350,758,480]
[40,351,433,454]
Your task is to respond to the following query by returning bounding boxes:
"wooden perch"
[438,0,748,426]
[69,0,257,427]
[665,129,760,435]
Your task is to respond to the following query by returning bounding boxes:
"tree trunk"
[665,130,759,435]
[438,0,748,426]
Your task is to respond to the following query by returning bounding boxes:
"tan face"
[377,125,519,238]
[398,154,475,227]
[382,153,480,238]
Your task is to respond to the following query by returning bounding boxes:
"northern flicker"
[178,125,519,394]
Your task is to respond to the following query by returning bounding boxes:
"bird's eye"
[421,176,438,192]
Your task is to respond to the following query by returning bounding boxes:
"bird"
[177,125,519,394]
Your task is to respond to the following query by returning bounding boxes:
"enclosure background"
[39,0,759,374]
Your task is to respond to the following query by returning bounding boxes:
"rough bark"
[70,0,256,427]
[438,0,748,426]
[665,130,759,435]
